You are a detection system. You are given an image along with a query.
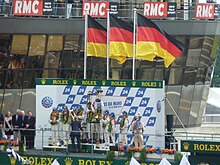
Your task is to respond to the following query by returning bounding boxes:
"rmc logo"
[82,2,109,18]
[144,2,168,18]
[195,3,214,19]
[14,0,43,16]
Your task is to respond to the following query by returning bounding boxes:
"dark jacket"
[0,112,4,125]
[70,120,82,137]
[12,114,22,129]
[24,115,36,135]
[25,116,36,129]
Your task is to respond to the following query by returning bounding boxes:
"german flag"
[110,14,133,64]
[136,13,185,68]
[87,15,107,58]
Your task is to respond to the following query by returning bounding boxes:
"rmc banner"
[13,0,53,16]
[36,79,165,149]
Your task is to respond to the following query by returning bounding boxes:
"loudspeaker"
[166,115,174,132]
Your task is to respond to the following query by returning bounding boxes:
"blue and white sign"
[36,79,165,149]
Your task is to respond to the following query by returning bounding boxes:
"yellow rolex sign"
[181,140,220,153]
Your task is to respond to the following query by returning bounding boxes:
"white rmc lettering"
[83,2,106,16]
[90,3,99,16]
[196,5,213,18]
[32,1,39,14]
[15,1,22,14]
[99,3,106,16]
[83,3,90,15]
[23,1,31,13]
[144,3,165,16]
[14,0,40,14]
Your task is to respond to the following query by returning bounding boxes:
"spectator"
[12,109,22,142]
[20,110,27,144]
[0,111,4,127]
[67,0,73,18]
[24,111,35,149]
[0,111,4,139]
[4,111,13,140]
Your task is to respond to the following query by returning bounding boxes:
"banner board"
[13,0,53,16]
[195,3,215,19]
[143,2,177,18]
[181,140,220,153]
[36,79,165,149]
[0,152,165,165]
[13,0,43,16]
[82,2,118,17]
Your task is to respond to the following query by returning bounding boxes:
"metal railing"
[1,128,220,155]
[0,1,219,21]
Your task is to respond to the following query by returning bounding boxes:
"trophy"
[56,136,61,147]
[48,136,53,146]
[64,138,69,146]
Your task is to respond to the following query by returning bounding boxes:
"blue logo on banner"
[80,95,88,104]
[146,117,156,126]
[135,88,146,97]
[143,107,153,116]
[57,104,65,113]
[71,104,82,110]
[106,87,116,96]
[66,95,75,104]
[143,136,149,145]
[63,86,72,95]
[116,115,123,124]
[41,96,53,108]
[124,97,134,106]
[128,106,138,116]
[127,134,133,145]
[139,98,150,107]
[77,86,86,95]
[120,87,130,96]
[92,86,101,94]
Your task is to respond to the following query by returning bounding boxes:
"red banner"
[144,2,168,18]
[13,0,43,16]
[195,3,214,19]
[82,2,109,18]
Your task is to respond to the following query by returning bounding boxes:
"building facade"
[0,0,219,127]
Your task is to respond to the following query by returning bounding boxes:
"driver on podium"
[108,112,116,145]
[100,110,110,146]
[49,107,59,145]
[60,106,70,146]
[120,111,129,146]
[86,91,95,143]
[93,88,104,147]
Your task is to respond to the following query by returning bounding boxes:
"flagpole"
[84,9,88,79]
[107,9,110,80]
[132,8,137,80]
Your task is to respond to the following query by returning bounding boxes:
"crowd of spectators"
[0,109,36,149]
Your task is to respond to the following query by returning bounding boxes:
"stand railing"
[0,1,220,20]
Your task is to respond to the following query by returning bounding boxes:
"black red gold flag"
[87,15,107,58]
[110,14,134,64]
[137,13,185,67]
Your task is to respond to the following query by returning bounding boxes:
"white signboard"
[36,79,165,149]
